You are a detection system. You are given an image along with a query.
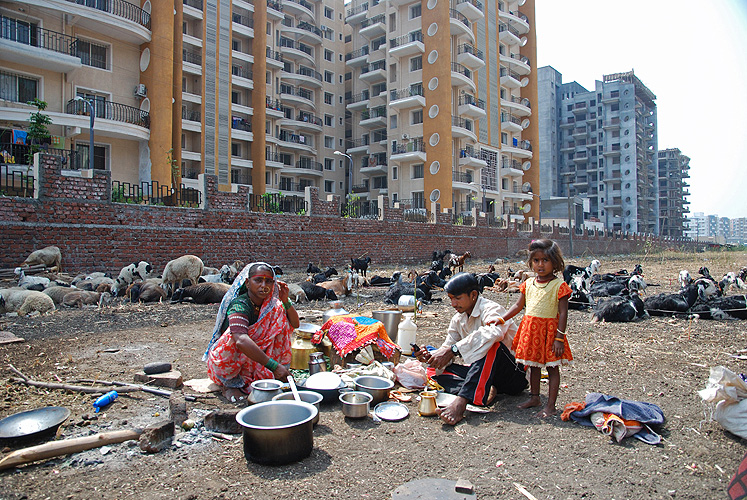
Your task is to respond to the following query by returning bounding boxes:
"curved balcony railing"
[360,14,385,29]
[361,106,387,120]
[390,31,423,48]
[346,2,369,18]
[345,46,369,61]
[297,21,322,38]
[504,94,531,109]
[266,150,281,163]
[347,136,370,149]
[281,38,313,56]
[451,62,472,79]
[456,0,483,11]
[183,48,202,65]
[266,47,284,64]
[1,21,76,57]
[295,66,322,81]
[392,139,425,154]
[449,9,470,28]
[346,90,370,104]
[232,13,254,28]
[458,94,485,109]
[506,52,530,67]
[267,0,282,12]
[182,108,201,122]
[459,145,482,160]
[183,0,202,9]
[266,97,282,111]
[295,159,323,172]
[451,116,474,131]
[457,43,483,60]
[278,131,310,145]
[498,22,520,38]
[511,10,529,23]
[284,0,314,13]
[452,171,473,184]
[65,99,150,128]
[296,112,323,127]
[500,112,521,126]
[501,158,521,170]
[500,66,521,81]
[390,86,424,101]
[231,64,252,79]
[65,0,150,29]
[281,85,313,101]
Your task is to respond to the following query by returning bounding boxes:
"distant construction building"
[657,148,690,238]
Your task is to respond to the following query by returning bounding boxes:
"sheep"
[161,255,204,296]
[21,245,62,272]
[299,280,337,301]
[111,261,153,296]
[15,267,50,290]
[171,282,231,304]
[448,252,472,273]
[202,266,221,276]
[71,272,109,287]
[62,290,103,308]
[127,281,167,303]
[591,291,646,323]
[78,276,115,291]
[199,273,226,284]
[43,285,79,305]
[0,288,55,316]
[287,283,308,303]
[351,257,372,277]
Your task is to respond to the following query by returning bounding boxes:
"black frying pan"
[0,406,71,447]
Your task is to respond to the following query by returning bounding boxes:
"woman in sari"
[204,262,299,402]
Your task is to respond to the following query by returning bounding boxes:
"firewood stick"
[9,377,138,394]
[0,429,142,471]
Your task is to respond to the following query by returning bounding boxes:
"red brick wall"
[0,155,695,273]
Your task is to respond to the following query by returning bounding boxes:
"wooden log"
[0,429,142,471]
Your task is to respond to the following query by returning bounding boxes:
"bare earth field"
[1,250,746,500]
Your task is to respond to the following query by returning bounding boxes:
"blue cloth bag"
[569,392,665,444]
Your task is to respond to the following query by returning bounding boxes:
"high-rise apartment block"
[538,67,660,234]
[2,0,540,220]
[657,148,690,238]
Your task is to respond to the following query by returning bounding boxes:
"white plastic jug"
[398,313,418,355]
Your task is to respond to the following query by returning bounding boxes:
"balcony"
[360,61,387,83]
[452,116,476,141]
[391,139,426,163]
[389,32,424,59]
[500,93,531,116]
[286,159,324,177]
[361,153,387,174]
[458,95,486,119]
[266,48,284,69]
[499,51,530,75]
[360,106,387,128]
[266,97,284,119]
[267,0,284,20]
[500,158,523,176]
[603,117,621,130]
[452,170,475,190]
[458,147,487,168]
[45,0,151,44]
[266,149,283,168]
[346,136,370,154]
[498,22,521,45]
[277,130,314,152]
[0,23,85,73]
[602,145,621,157]
[345,45,370,67]
[183,48,202,74]
[572,126,587,138]
[281,20,323,44]
[231,63,253,89]
[500,66,523,89]
[281,66,323,87]
[231,116,253,141]
[451,62,476,92]
[360,14,386,39]
[345,2,369,24]
[572,101,587,114]
[455,0,483,21]
[62,98,149,140]
[281,0,314,20]
[456,44,484,70]
[498,8,530,35]
[560,117,575,129]
[232,13,254,38]
[279,85,315,110]
[389,86,425,110]
[346,90,370,111]
[278,37,314,64]
[501,138,532,159]
[183,0,203,18]
[449,9,474,42]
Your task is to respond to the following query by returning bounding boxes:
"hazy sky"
[534,0,747,219]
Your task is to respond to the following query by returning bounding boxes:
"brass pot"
[291,333,319,370]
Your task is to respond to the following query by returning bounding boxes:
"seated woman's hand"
[277,280,290,303]
[273,363,291,382]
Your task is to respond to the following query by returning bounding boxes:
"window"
[324,29,333,40]
[324,49,333,62]
[324,158,333,170]
[373,176,387,189]
[390,63,397,83]
[231,143,241,156]
[412,191,424,209]
[0,71,38,103]
[324,71,333,83]
[324,92,333,105]
[412,109,423,124]
[392,166,398,180]
[76,143,107,170]
[325,114,333,127]
[410,4,421,18]
[390,114,398,129]
[232,39,241,51]
[324,136,334,148]
[389,13,396,32]
[410,56,422,71]
[345,72,352,81]
[412,164,424,179]
[2,16,37,44]
[611,103,619,111]
[77,39,108,69]
[325,180,334,192]
[324,6,333,18]
[232,91,240,104]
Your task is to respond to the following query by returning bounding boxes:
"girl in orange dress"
[499,239,572,417]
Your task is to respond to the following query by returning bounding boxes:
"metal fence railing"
[0,164,35,197]
[111,180,201,207]
[342,200,380,219]
[250,192,307,214]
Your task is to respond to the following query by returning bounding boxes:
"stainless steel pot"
[353,376,394,405]
[272,391,323,426]
[248,379,284,404]
[371,310,402,342]
[339,391,372,419]
[236,401,318,465]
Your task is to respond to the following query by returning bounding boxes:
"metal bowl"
[236,401,318,465]
[272,391,323,426]
[339,391,372,419]
[0,406,71,447]
[354,376,394,405]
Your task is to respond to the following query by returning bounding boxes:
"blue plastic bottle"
[93,390,118,413]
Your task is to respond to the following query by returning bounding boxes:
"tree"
[26,98,52,165]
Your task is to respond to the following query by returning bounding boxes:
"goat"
[319,275,351,297]
[678,270,693,289]
[689,296,747,320]
[43,285,78,305]
[473,273,495,293]
[568,276,591,310]
[172,282,231,304]
[311,267,338,284]
[306,263,323,275]
[644,282,704,317]
[432,249,453,263]
[62,290,103,308]
[719,272,739,293]
[21,245,62,272]
[591,290,646,323]
[351,257,372,277]
[111,261,153,296]
[563,259,600,290]
[383,273,431,305]
[448,251,472,273]
[299,280,337,301]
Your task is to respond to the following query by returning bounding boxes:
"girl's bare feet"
[536,406,557,418]
[517,393,541,409]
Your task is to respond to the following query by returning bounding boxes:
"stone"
[144,362,172,375]
[454,479,474,494]
[138,420,174,453]
[204,409,241,434]
[169,392,188,427]
[133,370,183,389]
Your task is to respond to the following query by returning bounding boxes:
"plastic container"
[398,313,418,355]
[323,301,348,324]
[93,390,118,413]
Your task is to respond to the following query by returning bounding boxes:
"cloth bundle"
[699,365,747,439]
[316,314,400,359]
[561,392,665,444]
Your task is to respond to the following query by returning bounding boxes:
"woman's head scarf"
[203,262,278,361]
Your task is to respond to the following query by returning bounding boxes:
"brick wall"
[0,155,695,273]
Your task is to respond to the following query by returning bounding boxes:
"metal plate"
[435,392,458,408]
[373,402,409,421]
[0,406,71,445]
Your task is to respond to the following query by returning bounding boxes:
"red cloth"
[729,452,747,500]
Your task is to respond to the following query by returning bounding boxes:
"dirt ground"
[1,250,747,500]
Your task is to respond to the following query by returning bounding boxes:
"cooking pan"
[0,406,71,447]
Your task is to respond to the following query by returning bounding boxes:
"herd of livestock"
[1,246,746,323]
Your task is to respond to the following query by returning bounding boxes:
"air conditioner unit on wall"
[134,84,147,98]
[402,133,409,140]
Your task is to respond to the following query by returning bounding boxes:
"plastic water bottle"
[398,313,418,355]
[93,390,118,413]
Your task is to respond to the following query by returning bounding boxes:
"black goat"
[644,283,701,316]
[312,267,338,284]
[689,296,747,320]
[473,273,495,293]
[351,257,372,277]
[306,263,322,275]
[432,249,452,263]
[300,280,337,301]
[592,291,646,322]
[172,282,231,304]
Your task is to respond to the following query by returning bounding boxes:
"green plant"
[261,192,282,213]
[167,148,180,189]
[111,185,127,203]
[24,99,52,196]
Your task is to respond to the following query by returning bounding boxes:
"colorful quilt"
[315,314,400,359]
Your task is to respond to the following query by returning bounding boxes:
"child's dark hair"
[444,272,479,296]
[527,239,565,273]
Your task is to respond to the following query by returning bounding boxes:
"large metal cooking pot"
[272,391,323,426]
[236,401,318,465]
[354,376,394,405]
[371,310,401,343]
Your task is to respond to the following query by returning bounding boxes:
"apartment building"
[1,0,348,198]
[657,148,690,238]
[343,0,539,221]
